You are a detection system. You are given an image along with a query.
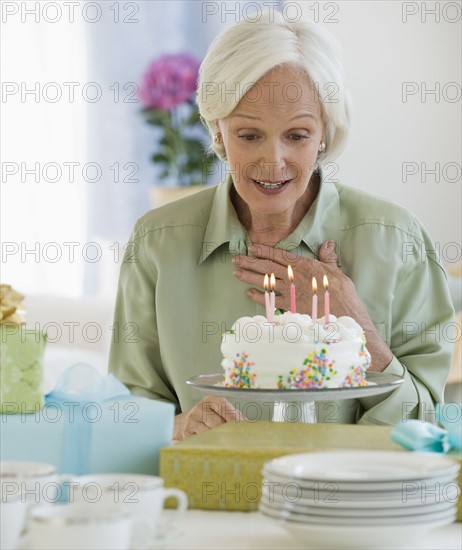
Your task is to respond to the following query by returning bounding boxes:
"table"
[164,510,462,549]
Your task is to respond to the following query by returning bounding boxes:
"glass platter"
[186,372,404,402]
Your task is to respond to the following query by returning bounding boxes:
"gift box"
[0,285,46,413]
[160,421,461,520]
[0,325,46,414]
[0,365,175,476]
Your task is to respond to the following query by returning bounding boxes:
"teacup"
[71,473,187,543]
[0,461,68,508]
[27,503,152,550]
[0,488,29,550]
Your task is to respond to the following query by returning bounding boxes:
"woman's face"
[218,65,325,218]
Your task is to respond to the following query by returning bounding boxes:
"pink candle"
[270,273,276,321]
[264,274,271,320]
[323,275,330,324]
[288,265,296,313]
[311,277,318,321]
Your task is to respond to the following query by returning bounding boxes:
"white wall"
[1,11,87,297]
[2,1,460,301]
[298,0,461,261]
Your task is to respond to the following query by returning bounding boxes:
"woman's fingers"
[248,243,301,266]
[199,396,244,424]
[232,255,288,282]
[233,241,340,286]
[177,396,245,440]
[235,241,353,316]
[318,240,338,264]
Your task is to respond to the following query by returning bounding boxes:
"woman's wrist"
[349,304,393,372]
[363,327,394,372]
[338,290,393,372]
[173,412,186,440]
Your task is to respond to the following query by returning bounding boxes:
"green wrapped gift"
[0,285,46,413]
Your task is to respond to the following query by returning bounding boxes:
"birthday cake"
[221,312,371,389]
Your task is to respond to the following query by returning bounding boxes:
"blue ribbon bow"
[391,404,462,453]
[45,363,130,474]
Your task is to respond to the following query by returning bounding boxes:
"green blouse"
[108,171,454,425]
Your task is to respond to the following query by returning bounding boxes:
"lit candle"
[264,273,271,320]
[270,273,276,322]
[323,275,330,324]
[288,265,296,314]
[311,277,318,321]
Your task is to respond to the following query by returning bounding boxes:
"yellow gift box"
[0,325,46,413]
[0,285,46,413]
[160,421,461,520]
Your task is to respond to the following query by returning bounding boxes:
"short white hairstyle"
[197,10,352,164]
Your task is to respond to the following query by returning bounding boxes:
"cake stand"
[186,371,404,402]
[186,372,405,423]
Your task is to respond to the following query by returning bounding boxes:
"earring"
[214,133,222,144]
[318,141,326,152]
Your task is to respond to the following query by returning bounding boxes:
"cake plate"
[186,371,404,402]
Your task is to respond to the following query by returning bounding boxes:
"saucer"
[277,515,457,549]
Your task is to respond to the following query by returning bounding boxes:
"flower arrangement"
[138,53,216,186]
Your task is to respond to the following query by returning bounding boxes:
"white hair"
[197,10,352,164]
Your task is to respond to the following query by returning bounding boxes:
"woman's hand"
[232,241,393,372]
[173,395,245,441]
[233,241,353,316]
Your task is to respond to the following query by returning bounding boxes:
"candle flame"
[264,273,269,291]
[312,277,317,293]
[287,265,294,283]
[270,273,276,291]
[323,275,328,290]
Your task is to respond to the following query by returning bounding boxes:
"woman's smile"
[252,178,292,194]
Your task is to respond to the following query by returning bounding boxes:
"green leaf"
[151,153,169,163]
[184,138,204,150]
[143,110,169,125]
[185,110,201,125]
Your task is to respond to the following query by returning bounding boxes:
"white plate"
[264,450,460,482]
[259,494,457,517]
[259,499,458,524]
[186,372,404,402]
[259,501,456,526]
[260,482,461,508]
[275,514,457,549]
[261,468,457,498]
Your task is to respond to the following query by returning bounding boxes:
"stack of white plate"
[260,451,460,549]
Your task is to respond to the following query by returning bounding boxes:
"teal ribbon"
[45,364,130,474]
[391,404,462,453]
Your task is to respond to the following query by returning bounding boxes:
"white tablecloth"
[164,510,461,549]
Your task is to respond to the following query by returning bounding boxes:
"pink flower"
[138,53,200,111]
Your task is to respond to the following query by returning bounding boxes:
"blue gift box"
[0,365,175,475]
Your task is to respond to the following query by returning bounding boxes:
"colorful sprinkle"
[277,349,338,389]
[225,352,256,388]
[339,336,370,387]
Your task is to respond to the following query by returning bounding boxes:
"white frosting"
[221,312,371,389]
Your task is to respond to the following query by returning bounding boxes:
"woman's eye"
[238,134,258,142]
[237,133,309,142]
[289,134,309,142]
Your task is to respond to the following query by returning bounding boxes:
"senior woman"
[109,12,454,440]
